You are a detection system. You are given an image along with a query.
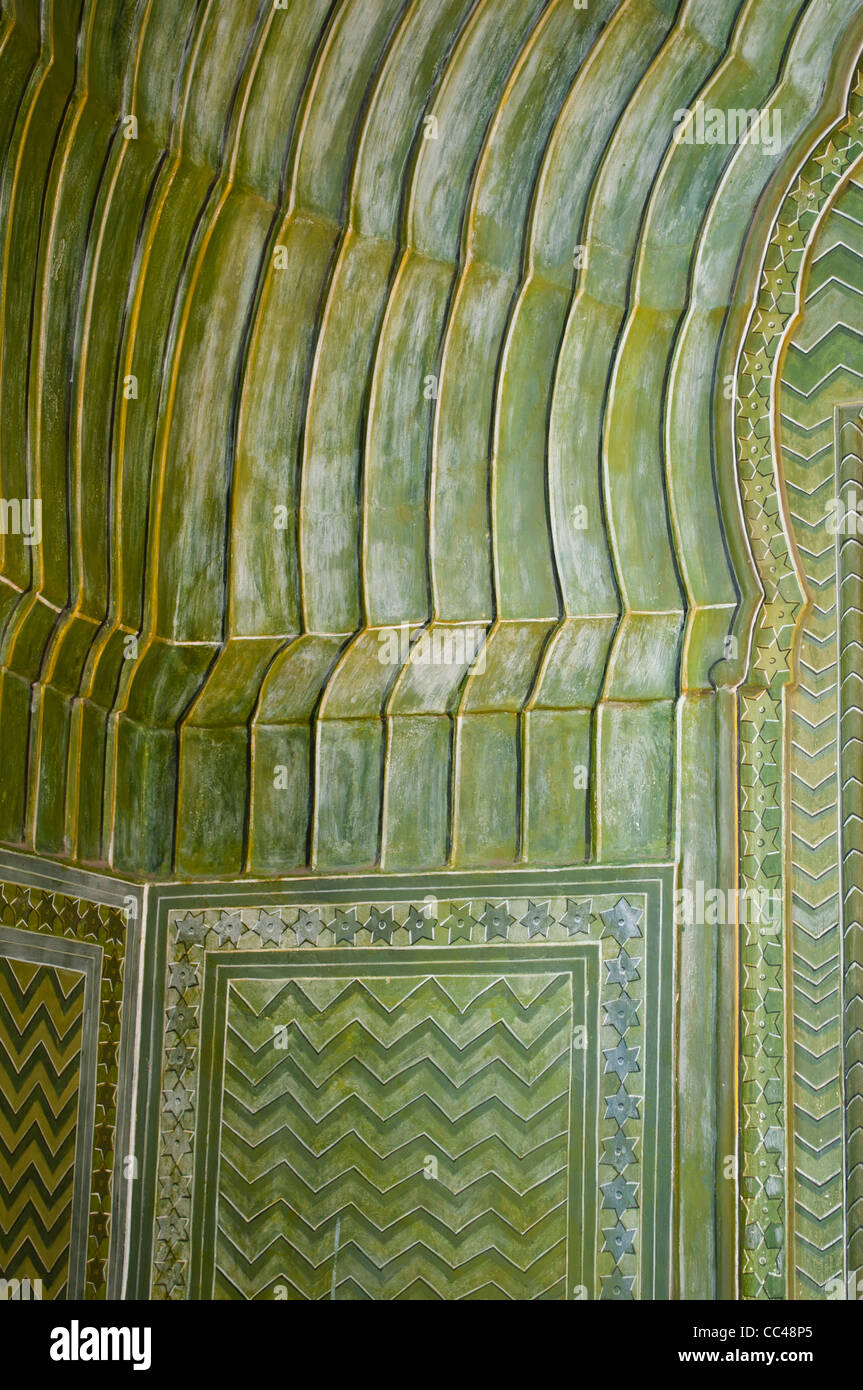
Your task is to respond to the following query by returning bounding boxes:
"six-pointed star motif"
[256,911,284,943]
[480,903,514,941]
[561,898,591,934]
[601,897,642,947]
[332,908,359,943]
[521,900,553,938]
[295,909,323,945]
[175,912,206,945]
[214,912,243,944]
[444,908,476,942]
[367,906,395,943]
[404,905,436,943]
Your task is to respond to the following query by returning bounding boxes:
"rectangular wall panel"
[145,868,675,1301]
[0,854,142,1298]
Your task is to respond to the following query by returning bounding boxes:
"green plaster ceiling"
[1,0,863,1307]
[0,0,860,881]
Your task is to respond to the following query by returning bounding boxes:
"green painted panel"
[0,871,133,1300]
[150,868,674,1301]
[1,0,863,1310]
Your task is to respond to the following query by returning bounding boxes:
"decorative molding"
[735,66,863,1298]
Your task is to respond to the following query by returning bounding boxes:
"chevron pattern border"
[775,180,863,1295]
[777,179,863,1297]
[837,407,863,1285]
[735,63,863,1300]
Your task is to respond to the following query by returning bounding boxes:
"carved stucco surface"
[0,0,862,1302]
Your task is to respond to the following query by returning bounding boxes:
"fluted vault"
[0,0,858,880]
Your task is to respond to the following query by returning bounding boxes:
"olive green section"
[142,869,672,1301]
[213,969,577,1300]
[1,0,859,884]
[2,0,863,1308]
[0,868,135,1299]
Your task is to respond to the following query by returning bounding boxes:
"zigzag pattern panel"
[0,873,129,1298]
[155,878,678,1300]
[779,174,863,1295]
[0,954,84,1299]
[214,973,573,1300]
